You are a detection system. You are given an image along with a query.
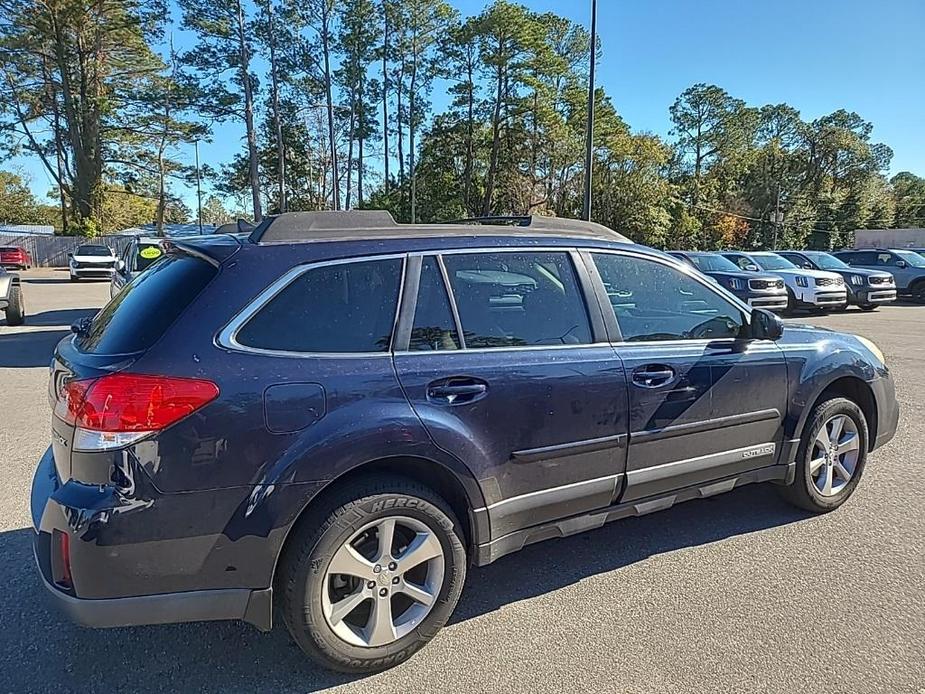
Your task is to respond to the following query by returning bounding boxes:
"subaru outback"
[32,212,899,673]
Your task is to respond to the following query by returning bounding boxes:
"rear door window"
[78,254,216,354]
[135,243,165,272]
[409,257,460,351]
[235,258,403,353]
[441,251,592,348]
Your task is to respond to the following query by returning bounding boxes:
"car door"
[587,251,788,503]
[393,251,629,540]
[877,251,913,289]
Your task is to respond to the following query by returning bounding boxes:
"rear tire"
[4,284,24,325]
[69,274,78,282]
[279,476,467,674]
[778,397,868,513]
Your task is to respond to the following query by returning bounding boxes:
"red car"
[0,246,32,269]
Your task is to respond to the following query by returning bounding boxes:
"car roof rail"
[446,215,630,241]
[247,210,632,244]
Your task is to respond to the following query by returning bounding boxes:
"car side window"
[592,253,747,342]
[409,257,460,351]
[728,254,752,271]
[442,251,592,348]
[877,252,895,266]
[235,258,403,353]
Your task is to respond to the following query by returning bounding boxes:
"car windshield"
[687,254,742,273]
[752,254,798,271]
[135,243,165,272]
[76,245,111,256]
[806,253,849,270]
[895,250,925,267]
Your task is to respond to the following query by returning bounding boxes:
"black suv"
[33,212,899,673]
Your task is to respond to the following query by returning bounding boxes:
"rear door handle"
[426,379,488,405]
[632,365,676,388]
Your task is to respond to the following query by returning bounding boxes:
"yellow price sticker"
[139,246,162,260]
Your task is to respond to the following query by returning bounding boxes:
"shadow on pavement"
[1,484,809,693]
[0,309,97,367]
[0,330,70,367]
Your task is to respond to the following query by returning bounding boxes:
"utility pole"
[195,140,203,234]
[772,184,782,250]
[581,0,597,222]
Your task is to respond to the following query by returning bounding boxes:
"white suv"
[68,244,117,281]
[721,251,847,311]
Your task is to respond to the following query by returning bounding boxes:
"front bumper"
[70,265,114,277]
[747,294,789,310]
[796,288,847,307]
[871,372,899,451]
[851,287,897,305]
[30,447,275,631]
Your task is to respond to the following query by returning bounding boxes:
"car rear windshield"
[76,245,111,256]
[76,254,215,354]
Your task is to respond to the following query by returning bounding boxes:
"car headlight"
[795,276,808,287]
[850,274,864,286]
[855,335,885,365]
[727,278,743,290]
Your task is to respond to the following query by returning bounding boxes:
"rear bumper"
[34,550,270,630]
[30,446,276,631]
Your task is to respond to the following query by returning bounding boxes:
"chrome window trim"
[215,253,407,359]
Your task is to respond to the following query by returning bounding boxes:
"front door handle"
[632,365,676,388]
[426,378,488,405]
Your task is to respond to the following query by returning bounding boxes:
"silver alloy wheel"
[810,414,860,496]
[321,515,445,648]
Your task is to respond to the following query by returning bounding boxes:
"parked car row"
[668,247,925,313]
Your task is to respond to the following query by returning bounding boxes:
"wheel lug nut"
[379,588,388,597]
[373,564,381,574]
[367,581,375,589]
[388,562,397,571]
[392,576,399,585]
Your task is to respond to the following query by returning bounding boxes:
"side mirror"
[744,264,760,272]
[802,262,814,270]
[750,308,783,341]
[896,260,907,269]
[67,252,73,259]
[116,259,125,272]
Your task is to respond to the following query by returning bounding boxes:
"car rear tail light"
[55,373,219,451]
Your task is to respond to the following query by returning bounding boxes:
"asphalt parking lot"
[2,268,923,694]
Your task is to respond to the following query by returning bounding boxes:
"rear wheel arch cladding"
[269,454,485,596]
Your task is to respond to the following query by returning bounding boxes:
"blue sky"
[9,0,925,209]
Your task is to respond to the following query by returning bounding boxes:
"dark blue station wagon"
[32,212,899,672]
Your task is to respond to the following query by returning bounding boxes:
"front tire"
[859,302,878,311]
[280,476,467,674]
[4,284,24,325]
[778,397,868,513]
[912,281,925,304]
